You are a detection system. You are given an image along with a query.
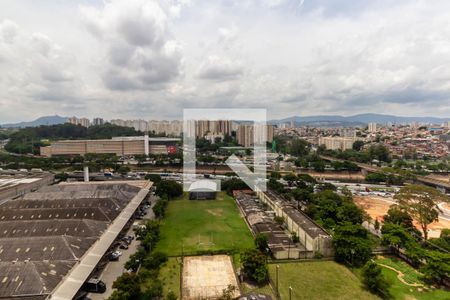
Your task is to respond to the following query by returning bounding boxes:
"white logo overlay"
[183,109,268,192]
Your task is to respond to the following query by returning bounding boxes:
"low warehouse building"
[255,189,333,257]
[40,136,180,157]
[0,170,54,201]
[188,180,218,200]
[0,181,151,300]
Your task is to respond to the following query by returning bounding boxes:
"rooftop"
[0,181,149,300]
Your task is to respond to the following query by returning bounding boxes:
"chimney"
[83,166,89,182]
[144,134,149,156]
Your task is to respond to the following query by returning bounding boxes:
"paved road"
[89,196,157,299]
[89,227,140,300]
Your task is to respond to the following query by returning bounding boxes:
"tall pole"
[276,265,279,296]
[289,286,292,300]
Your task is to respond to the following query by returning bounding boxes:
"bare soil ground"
[182,255,239,300]
[354,196,450,238]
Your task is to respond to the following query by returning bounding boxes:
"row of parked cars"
[79,198,153,297]
[109,235,134,260]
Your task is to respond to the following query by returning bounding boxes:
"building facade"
[40,136,180,157]
[237,124,274,147]
[318,136,358,150]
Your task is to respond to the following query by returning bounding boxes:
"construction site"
[0,180,151,300]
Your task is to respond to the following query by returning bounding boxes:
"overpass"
[320,155,450,193]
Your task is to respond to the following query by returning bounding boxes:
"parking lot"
[89,195,157,299]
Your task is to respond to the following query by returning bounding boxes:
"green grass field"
[374,256,450,300]
[155,192,254,256]
[268,261,379,300]
[159,258,181,298]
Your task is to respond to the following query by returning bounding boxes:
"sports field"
[155,192,254,256]
[268,261,379,300]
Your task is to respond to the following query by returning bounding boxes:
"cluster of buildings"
[67,116,92,127]
[234,191,303,259]
[255,189,334,257]
[66,117,275,148]
[110,119,183,136]
[233,189,333,259]
[371,125,450,159]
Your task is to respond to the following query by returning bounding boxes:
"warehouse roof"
[0,181,150,300]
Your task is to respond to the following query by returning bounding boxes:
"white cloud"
[197,55,243,81]
[1,0,450,122]
[80,0,182,90]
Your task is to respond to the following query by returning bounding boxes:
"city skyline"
[2,0,450,123]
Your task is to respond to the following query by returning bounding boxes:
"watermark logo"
[183,109,268,192]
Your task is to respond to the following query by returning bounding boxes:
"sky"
[1,0,450,123]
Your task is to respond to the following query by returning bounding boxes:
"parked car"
[119,243,129,250]
[109,250,122,261]
[82,278,106,293]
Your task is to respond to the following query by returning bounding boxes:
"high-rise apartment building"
[92,118,104,126]
[67,116,90,127]
[318,136,358,150]
[368,122,377,133]
[237,124,274,147]
[193,120,233,138]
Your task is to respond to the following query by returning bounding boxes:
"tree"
[374,219,380,231]
[145,173,162,184]
[270,171,281,180]
[110,273,141,300]
[218,285,238,300]
[394,185,449,240]
[255,233,269,254]
[292,188,312,207]
[332,224,373,267]
[420,250,450,284]
[153,196,169,218]
[117,165,131,175]
[381,223,417,249]
[155,180,183,199]
[383,205,417,233]
[312,160,325,172]
[283,173,297,186]
[287,139,309,156]
[306,190,363,229]
[222,178,249,195]
[296,173,316,184]
[352,140,365,151]
[362,261,391,299]
[241,249,268,284]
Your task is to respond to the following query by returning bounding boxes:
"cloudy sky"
[1,0,450,123]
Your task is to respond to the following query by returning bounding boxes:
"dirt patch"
[182,255,239,299]
[354,196,450,238]
[207,209,223,217]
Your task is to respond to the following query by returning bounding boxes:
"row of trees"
[110,178,180,300]
[320,143,391,164]
[110,220,171,300]
[5,123,142,154]
[379,185,450,287]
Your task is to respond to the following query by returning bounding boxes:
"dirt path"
[377,263,423,287]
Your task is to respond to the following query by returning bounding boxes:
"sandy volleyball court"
[182,255,239,299]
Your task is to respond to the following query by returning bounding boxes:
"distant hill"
[270,113,450,127]
[1,115,68,128]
